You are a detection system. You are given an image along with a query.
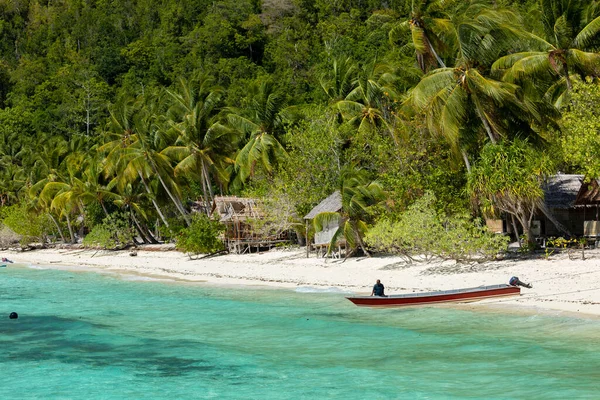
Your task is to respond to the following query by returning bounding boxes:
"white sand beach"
[5,246,600,317]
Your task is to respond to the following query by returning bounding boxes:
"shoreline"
[6,246,600,318]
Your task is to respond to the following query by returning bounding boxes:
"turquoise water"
[1,266,599,399]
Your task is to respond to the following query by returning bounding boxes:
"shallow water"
[1,266,599,399]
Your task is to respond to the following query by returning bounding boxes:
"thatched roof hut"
[303,191,342,220]
[211,196,287,253]
[543,174,583,209]
[211,196,262,223]
[303,191,345,257]
[575,178,600,206]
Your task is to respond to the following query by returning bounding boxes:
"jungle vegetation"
[1,0,599,253]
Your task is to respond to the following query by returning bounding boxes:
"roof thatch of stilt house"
[543,174,583,209]
[211,196,263,223]
[303,191,342,220]
[575,178,600,206]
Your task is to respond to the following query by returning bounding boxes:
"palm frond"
[313,211,341,232]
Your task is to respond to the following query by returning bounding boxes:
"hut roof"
[543,174,583,209]
[304,191,342,220]
[211,196,263,223]
[574,178,600,206]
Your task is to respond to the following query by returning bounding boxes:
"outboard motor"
[509,276,532,288]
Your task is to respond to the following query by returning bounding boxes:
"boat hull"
[346,284,520,307]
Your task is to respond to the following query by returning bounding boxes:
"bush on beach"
[365,192,508,262]
[176,214,225,258]
[83,213,135,249]
[0,202,52,247]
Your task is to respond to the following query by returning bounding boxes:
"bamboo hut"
[303,191,345,258]
[211,196,289,254]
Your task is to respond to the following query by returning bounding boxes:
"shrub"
[0,202,51,246]
[0,224,21,249]
[365,192,508,262]
[83,213,134,249]
[176,214,225,257]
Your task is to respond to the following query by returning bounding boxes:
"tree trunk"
[100,199,109,217]
[65,214,75,244]
[461,149,471,173]
[353,221,371,258]
[131,211,158,244]
[510,214,520,245]
[138,171,170,229]
[147,159,191,226]
[49,213,66,243]
[202,160,215,215]
[426,35,446,69]
[476,106,497,144]
[154,167,191,226]
[200,161,212,216]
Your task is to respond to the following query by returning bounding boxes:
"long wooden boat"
[346,284,520,307]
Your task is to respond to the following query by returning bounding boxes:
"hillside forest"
[1,0,600,257]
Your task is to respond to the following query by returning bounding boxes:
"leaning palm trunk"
[138,171,170,229]
[354,222,371,258]
[131,210,158,244]
[65,214,75,244]
[48,213,66,243]
[148,161,191,226]
[475,106,497,144]
[100,200,109,217]
[201,161,215,216]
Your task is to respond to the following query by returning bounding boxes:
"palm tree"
[163,76,237,212]
[0,163,25,206]
[389,0,465,72]
[314,168,386,258]
[405,4,543,170]
[227,81,294,182]
[75,156,119,218]
[492,0,600,106]
[100,96,190,227]
[113,182,159,244]
[320,57,358,103]
[335,62,402,145]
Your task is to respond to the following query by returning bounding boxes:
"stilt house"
[211,196,289,254]
[303,191,345,257]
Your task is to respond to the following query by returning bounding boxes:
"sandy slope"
[6,246,600,317]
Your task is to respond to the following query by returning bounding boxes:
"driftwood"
[188,249,229,260]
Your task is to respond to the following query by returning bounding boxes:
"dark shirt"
[373,283,385,296]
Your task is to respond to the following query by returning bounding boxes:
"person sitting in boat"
[371,279,386,297]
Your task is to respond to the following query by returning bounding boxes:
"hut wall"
[485,219,504,234]
[314,220,339,246]
[543,208,586,237]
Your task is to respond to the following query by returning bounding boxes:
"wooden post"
[305,220,310,258]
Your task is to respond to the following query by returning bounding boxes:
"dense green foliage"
[365,192,509,262]
[1,0,600,255]
[0,202,51,246]
[468,139,555,246]
[82,213,135,249]
[176,214,225,257]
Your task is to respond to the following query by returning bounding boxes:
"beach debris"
[9,312,18,319]
[129,251,137,257]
